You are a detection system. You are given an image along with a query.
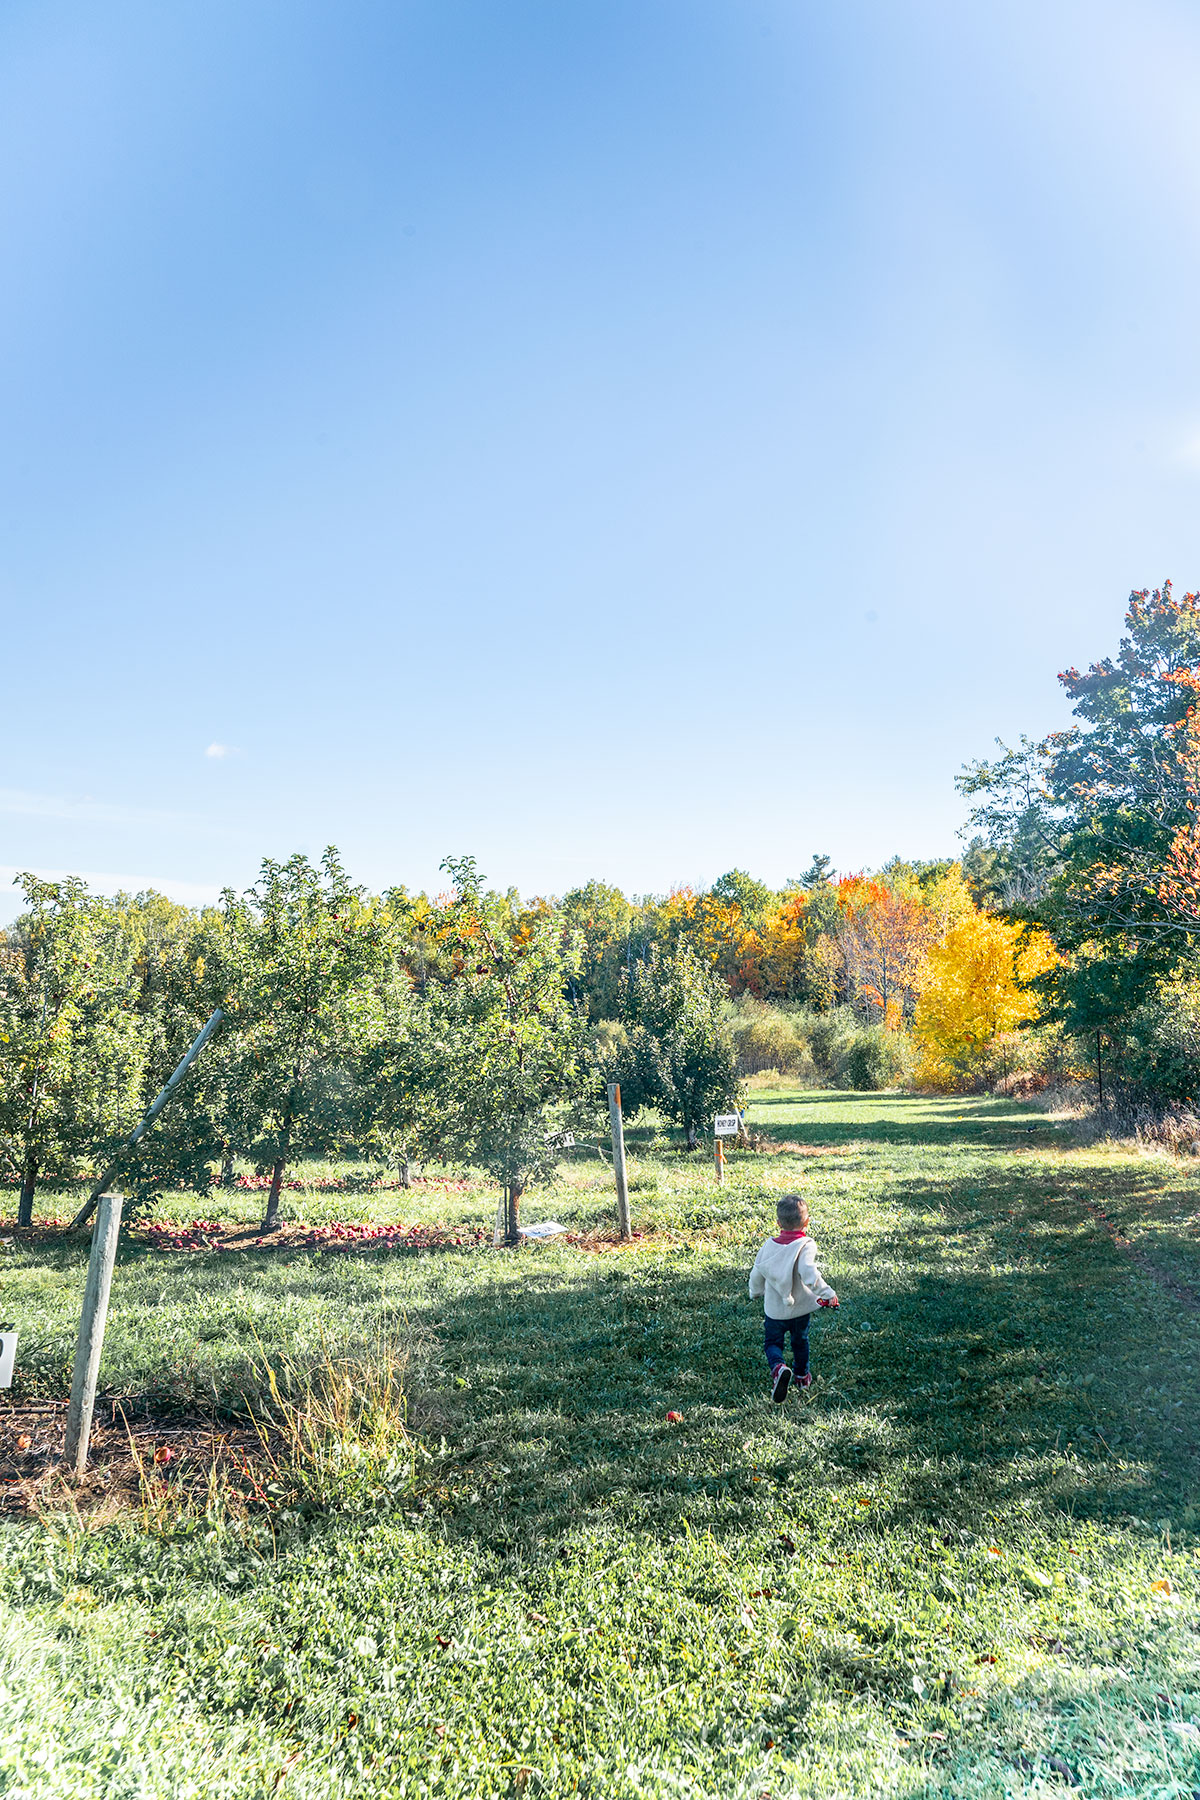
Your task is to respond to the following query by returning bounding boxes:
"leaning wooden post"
[71,1008,223,1230]
[63,1191,123,1478]
[607,1083,632,1241]
[714,1136,726,1185]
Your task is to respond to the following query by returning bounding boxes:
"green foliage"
[620,942,738,1146]
[708,867,775,928]
[1,853,867,1222]
[745,1006,916,1091]
[797,851,835,886]
[587,1016,629,1080]
[726,998,814,1077]
[110,896,237,1211]
[806,1005,859,1077]
[839,1024,915,1090]
[802,879,841,940]
[558,880,641,1020]
[418,858,599,1237]
[960,584,1200,1101]
[0,875,150,1222]
[214,850,395,1229]
[798,929,840,1011]
[960,837,1010,911]
[351,969,428,1188]
[961,586,1200,940]
[1094,964,1200,1104]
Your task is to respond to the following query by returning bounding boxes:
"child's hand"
[819,1294,839,1308]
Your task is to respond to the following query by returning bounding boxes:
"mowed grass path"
[2,1090,1199,1799]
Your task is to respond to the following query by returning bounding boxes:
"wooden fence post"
[714,1137,726,1185]
[63,1192,122,1478]
[607,1083,632,1241]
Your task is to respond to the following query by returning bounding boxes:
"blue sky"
[3,0,1200,917]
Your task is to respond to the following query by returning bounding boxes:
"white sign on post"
[0,1331,17,1388]
[714,1114,740,1137]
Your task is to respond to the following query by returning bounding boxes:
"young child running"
[748,1195,838,1403]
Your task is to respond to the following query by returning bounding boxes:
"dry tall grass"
[1040,1081,1200,1157]
[246,1326,432,1512]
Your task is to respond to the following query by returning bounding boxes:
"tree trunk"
[261,1094,296,1232]
[685,1123,698,1152]
[505,1180,524,1244]
[17,1156,37,1228]
[220,1149,235,1187]
[261,1156,287,1232]
[398,1153,411,1190]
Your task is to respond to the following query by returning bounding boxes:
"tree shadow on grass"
[744,1089,1068,1152]
[11,1153,1196,1556]
[416,1167,1200,1557]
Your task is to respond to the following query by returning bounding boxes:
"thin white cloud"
[205,742,240,759]
[0,787,185,827]
[0,865,222,918]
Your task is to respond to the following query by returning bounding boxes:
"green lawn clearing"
[1,1089,1198,1798]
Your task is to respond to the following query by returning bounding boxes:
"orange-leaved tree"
[835,876,931,1027]
[744,889,809,1000]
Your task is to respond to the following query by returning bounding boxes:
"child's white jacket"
[748,1235,836,1320]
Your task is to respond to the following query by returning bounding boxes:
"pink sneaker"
[770,1364,792,1404]
[797,1372,813,1389]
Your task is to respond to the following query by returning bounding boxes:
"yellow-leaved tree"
[912,912,1056,1090]
[919,862,977,939]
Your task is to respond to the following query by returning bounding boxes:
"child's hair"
[776,1194,810,1232]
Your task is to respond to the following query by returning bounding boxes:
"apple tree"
[0,875,149,1224]
[619,941,739,1149]
[215,850,394,1232]
[418,857,599,1243]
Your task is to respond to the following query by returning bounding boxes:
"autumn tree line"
[4,585,1200,1230]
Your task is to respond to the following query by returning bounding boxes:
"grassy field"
[2,1088,1199,1798]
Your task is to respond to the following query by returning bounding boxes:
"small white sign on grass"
[520,1221,568,1240]
[0,1332,17,1388]
[714,1114,740,1137]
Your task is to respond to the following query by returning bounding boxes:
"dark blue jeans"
[764,1312,811,1377]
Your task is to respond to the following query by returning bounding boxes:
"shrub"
[1118,973,1200,1104]
[727,1000,814,1077]
[837,1026,915,1091]
[992,1069,1052,1098]
[806,1007,858,1078]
